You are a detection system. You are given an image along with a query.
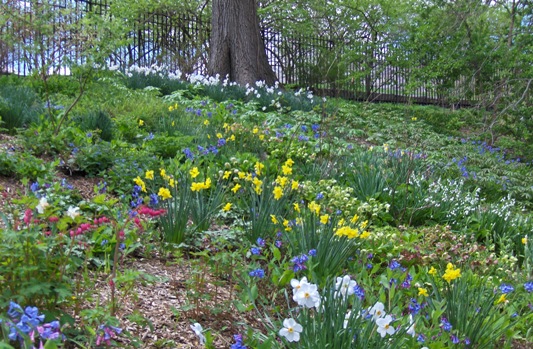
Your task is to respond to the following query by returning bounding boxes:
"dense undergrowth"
[0,67,532,349]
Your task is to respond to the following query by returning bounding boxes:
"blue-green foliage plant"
[0,85,43,133]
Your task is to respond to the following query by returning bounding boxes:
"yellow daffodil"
[216,132,223,139]
[320,214,330,224]
[428,266,437,275]
[138,119,144,126]
[238,171,246,179]
[293,202,300,213]
[308,201,320,215]
[351,214,359,223]
[191,182,203,192]
[231,183,241,194]
[158,187,172,200]
[283,219,292,231]
[273,186,283,200]
[160,168,166,178]
[223,171,231,180]
[229,134,236,141]
[169,178,175,187]
[203,119,209,126]
[291,180,299,190]
[418,288,428,297]
[204,178,212,189]
[252,126,259,134]
[360,231,370,239]
[442,263,461,283]
[259,134,265,140]
[282,164,292,175]
[523,236,528,244]
[190,167,200,178]
[285,158,294,167]
[271,214,278,224]
[276,176,288,188]
[222,203,232,212]
[335,226,359,239]
[145,170,154,180]
[496,294,507,305]
[254,162,265,176]
[252,177,262,188]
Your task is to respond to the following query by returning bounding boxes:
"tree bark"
[208,0,277,86]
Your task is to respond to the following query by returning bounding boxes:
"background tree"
[208,0,276,85]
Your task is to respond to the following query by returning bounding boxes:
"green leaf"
[272,246,281,261]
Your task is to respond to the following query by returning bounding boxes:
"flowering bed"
[0,67,532,348]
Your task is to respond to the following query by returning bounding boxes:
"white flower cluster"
[124,64,182,80]
[424,178,482,223]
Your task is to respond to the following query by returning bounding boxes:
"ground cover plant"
[0,67,532,349]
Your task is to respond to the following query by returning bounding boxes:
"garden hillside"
[0,69,532,349]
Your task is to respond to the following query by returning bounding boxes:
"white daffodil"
[36,197,49,214]
[293,282,321,308]
[190,323,206,344]
[66,206,80,219]
[369,301,386,320]
[279,318,303,342]
[376,314,395,338]
[290,276,309,295]
[335,275,357,298]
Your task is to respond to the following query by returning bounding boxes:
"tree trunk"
[208,0,277,86]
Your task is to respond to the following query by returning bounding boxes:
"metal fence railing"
[1,0,490,106]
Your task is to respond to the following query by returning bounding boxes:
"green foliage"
[427,270,521,348]
[0,151,56,181]
[73,142,116,176]
[0,85,43,133]
[71,109,114,142]
[157,174,193,247]
[144,134,194,159]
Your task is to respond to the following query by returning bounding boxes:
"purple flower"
[353,285,365,299]
[149,193,159,207]
[417,334,425,343]
[291,254,309,272]
[275,240,282,248]
[308,249,317,257]
[389,260,401,270]
[249,268,265,278]
[183,148,194,160]
[30,182,39,193]
[499,283,514,294]
[256,238,265,247]
[231,333,247,349]
[409,298,421,315]
[316,192,324,200]
[441,318,452,332]
[451,334,460,344]
[250,247,261,255]
[217,138,226,147]
[524,281,533,293]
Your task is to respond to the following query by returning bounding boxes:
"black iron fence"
[0,0,484,105]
